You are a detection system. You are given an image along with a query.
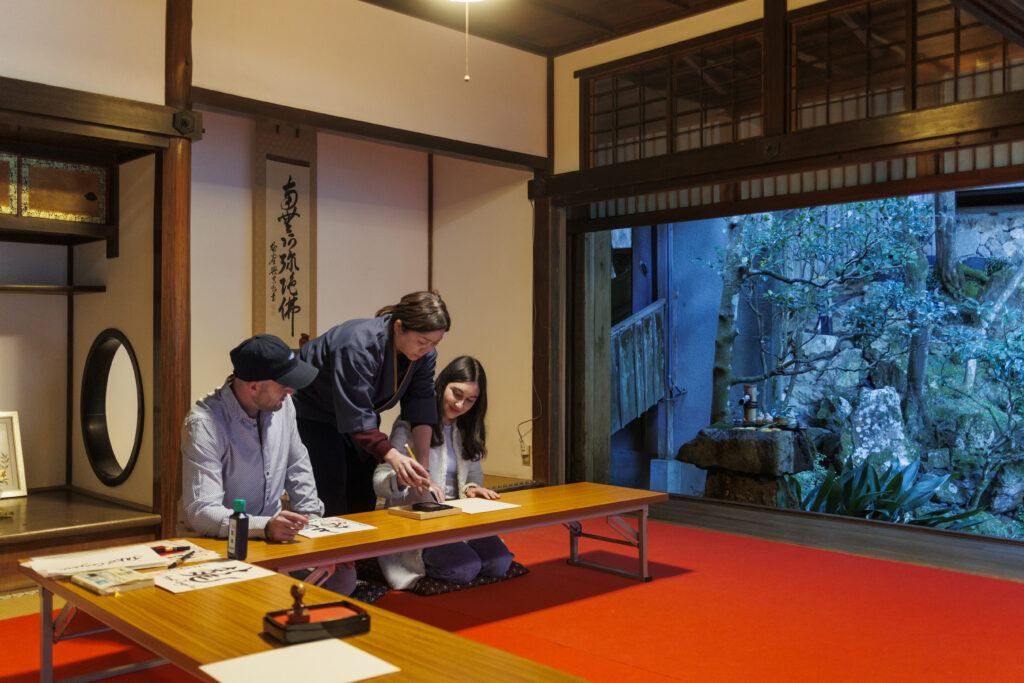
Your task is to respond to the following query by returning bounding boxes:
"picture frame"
[0,411,26,498]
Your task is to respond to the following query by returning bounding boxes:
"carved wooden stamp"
[287,583,310,624]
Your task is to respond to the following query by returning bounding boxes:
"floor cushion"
[355,557,529,596]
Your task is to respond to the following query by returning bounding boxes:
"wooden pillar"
[157,0,192,537]
[532,55,566,484]
[763,0,787,137]
[532,191,567,484]
[574,231,611,483]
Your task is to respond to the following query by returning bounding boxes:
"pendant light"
[451,0,486,82]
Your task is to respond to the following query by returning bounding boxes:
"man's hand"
[266,510,308,542]
[466,484,500,500]
[384,448,431,488]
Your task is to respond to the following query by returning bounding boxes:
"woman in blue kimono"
[293,291,450,515]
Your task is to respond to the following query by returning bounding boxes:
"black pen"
[169,550,195,569]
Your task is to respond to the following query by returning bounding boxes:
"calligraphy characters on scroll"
[276,176,302,336]
[261,156,311,347]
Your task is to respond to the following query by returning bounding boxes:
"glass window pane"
[961,25,1003,54]
[617,88,639,108]
[916,6,954,38]
[615,140,638,163]
[871,46,905,74]
[871,61,905,88]
[917,33,955,62]
[645,99,666,120]
[592,92,614,115]
[592,77,613,95]
[593,113,614,133]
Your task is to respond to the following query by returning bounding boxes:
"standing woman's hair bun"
[376,291,451,333]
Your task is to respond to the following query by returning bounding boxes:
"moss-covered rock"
[850,387,913,468]
[989,462,1024,514]
[951,413,997,466]
[967,511,1017,538]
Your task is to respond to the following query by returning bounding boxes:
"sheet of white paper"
[297,517,376,538]
[199,638,399,683]
[445,498,521,514]
[24,545,166,578]
[154,560,275,593]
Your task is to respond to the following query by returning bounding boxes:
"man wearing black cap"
[180,334,326,544]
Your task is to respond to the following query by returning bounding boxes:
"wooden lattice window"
[590,64,669,167]
[583,25,763,169]
[672,34,763,152]
[791,0,909,130]
[915,0,1024,108]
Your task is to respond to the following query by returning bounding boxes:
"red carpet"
[1,610,198,682]
[375,521,1024,682]
[4,520,1024,682]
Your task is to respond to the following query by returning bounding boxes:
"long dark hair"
[431,356,487,461]
[376,291,451,333]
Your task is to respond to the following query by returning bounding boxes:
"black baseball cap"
[229,335,317,389]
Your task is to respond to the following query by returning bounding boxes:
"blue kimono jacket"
[292,316,438,433]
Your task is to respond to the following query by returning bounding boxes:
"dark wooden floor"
[652,495,1024,583]
[0,489,160,591]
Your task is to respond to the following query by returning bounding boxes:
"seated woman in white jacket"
[374,356,514,589]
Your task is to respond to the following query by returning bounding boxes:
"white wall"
[1,0,546,155]
[314,132,429,437]
[315,133,429,328]
[193,0,547,157]
[0,243,67,488]
[190,110,255,400]
[432,156,534,478]
[0,0,164,103]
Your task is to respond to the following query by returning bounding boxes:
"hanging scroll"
[252,122,317,347]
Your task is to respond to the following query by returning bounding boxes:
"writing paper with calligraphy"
[297,517,376,539]
[155,559,275,594]
[23,544,166,578]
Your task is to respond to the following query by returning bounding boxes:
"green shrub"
[778,458,981,530]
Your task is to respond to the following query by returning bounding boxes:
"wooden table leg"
[40,587,53,683]
[564,507,654,581]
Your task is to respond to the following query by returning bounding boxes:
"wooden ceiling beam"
[659,0,694,9]
[356,0,742,57]
[192,87,547,172]
[0,75,200,142]
[521,0,616,34]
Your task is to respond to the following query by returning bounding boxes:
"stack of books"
[70,567,155,595]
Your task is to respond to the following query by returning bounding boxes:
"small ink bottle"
[227,498,249,560]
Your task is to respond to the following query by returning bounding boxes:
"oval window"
[81,328,144,486]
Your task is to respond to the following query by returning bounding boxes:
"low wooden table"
[200,482,667,582]
[21,566,583,683]
[20,482,665,682]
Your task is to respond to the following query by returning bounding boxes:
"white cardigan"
[372,419,486,589]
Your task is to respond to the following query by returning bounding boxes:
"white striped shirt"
[179,380,323,538]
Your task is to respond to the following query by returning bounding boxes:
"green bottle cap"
[233,498,246,513]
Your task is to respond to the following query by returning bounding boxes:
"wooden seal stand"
[287,583,310,625]
[263,584,371,644]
